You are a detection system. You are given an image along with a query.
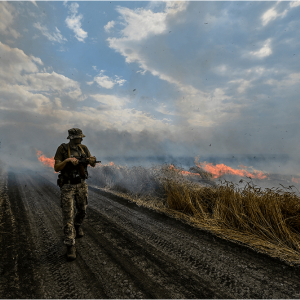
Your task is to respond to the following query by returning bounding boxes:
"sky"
[1,0,300,174]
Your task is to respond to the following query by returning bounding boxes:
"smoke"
[1,116,300,186]
[87,162,217,200]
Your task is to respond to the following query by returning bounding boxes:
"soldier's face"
[73,138,82,144]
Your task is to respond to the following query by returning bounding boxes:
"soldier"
[54,128,97,261]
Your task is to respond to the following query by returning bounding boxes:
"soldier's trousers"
[60,182,88,246]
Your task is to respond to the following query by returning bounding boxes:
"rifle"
[74,155,101,179]
[76,156,101,165]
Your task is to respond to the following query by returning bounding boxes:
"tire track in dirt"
[86,188,236,298]
[84,206,226,298]
[6,171,107,299]
[0,170,20,299]
[0,170,46,299]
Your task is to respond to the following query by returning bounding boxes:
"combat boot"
[75,225,84,238]
[66,245,76,261]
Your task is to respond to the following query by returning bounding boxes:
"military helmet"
[67,128,86,139]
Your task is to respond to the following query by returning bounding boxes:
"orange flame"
[292,177,300,184]
[36,150,55,168]
[108,161,120,169]
[195,157,268,179]
[170,164,201,177]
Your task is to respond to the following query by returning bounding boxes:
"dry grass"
[162,175,300,266]
[89,163,300,265]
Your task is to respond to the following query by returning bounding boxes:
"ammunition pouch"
[58,172,85,187]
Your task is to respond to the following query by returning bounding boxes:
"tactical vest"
[59,143,89,180]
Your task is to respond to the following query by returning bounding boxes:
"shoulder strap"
[68,143,71,158]
[78,144,86,156]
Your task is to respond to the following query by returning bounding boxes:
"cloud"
[81,106,173,133]
[249,38,272,58]
[94,75,115,89]
[0,41,170,146]
[107,2,246,129]
[30,55,43,65]
[174,87,240,128]
[33,23,67,43]
[156,103,176,116]
[115,7,167,41]
[90,70,126,89]
[107,2,188,55]
[261,4,288,26]
[106,2,191,85]
[229,79,253,94]
[104,1,300,140]
[30,1,38,7]
[91,94,129,109]
[290,1,300,8]
[137,69,146,75]
[104,20,115,32]
[213,64,227,75]
[0,2,20,39]
[114,75,126,86]
[65,2,88,42]
[0,41,85,119]
[266,73,300,88]
[0,41,39,83]
[23,72,84,100]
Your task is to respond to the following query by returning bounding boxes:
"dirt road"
[1,168,300,299]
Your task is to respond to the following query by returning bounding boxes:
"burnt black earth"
[0,167,300,299]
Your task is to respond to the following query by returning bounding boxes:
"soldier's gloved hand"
[88,156,96,166]
[66,157,78,165]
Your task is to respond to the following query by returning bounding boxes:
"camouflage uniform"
[54,128,93,246]
[60,182,88,245]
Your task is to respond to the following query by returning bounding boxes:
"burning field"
[37,150,300,265]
